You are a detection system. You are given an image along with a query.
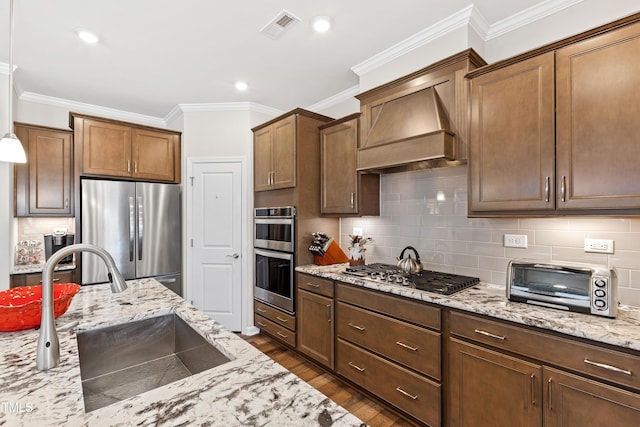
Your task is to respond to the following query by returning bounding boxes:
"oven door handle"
[254,248,293,260]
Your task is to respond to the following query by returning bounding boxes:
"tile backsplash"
[15,218,75,265]
[340,166,640,308]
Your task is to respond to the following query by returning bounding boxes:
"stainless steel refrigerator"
[81,178,182,295]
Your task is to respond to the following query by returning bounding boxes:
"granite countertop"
[296,263,640,353]
[0,279,364,426]
[10,263,76,275]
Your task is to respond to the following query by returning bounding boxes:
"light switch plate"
[584,238,614,254]
[504,234,528,248]
[352,227,363,236]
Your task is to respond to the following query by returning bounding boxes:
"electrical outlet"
[352,227,363,236]
[53,227,67,234]
[504,234,528,248]
[584,238,614,254]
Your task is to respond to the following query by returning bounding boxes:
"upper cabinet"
[320,114,379,216]
[254,114,296,191]
[467,14,640,215]
[71,114,181,183]
[252,109,332,193]
[14,123,73,217]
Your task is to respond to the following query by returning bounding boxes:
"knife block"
[314,240,349,266]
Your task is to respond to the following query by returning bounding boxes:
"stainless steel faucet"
[36,243,128,371]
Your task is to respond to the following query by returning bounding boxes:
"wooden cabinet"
[296,274,334,368]
[555,20,640,211]
[71,114,181,183]
[468,52,555,213]
[253,114,296,191]
[447,309,640,427]
[448,338,542,427]
[10,269,75,288]
[544,367,640,426]
[254,299,296,347]
[319,114,379,216]
[335,282,442,426]
[468,15,640,215]
[14,123,73,217]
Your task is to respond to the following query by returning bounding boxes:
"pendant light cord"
[8,0,15,130]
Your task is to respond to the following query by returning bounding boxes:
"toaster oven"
[507,259,617,318]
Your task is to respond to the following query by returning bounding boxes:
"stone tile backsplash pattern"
[340,166,640,308]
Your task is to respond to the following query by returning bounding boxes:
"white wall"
[0,72,11,290]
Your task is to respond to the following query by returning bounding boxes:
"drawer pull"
[348,322,366,332]
[40,278,60,283]
[276,316,288,323]
[584,359,632,375]
[256,307,267,313]
[395,341,418,352]
[277,332,289,339]
[395,387,418,400]
[257,321,267,327]
[474,329,506,340]
[348,362,365,372]
[306,282,321,288]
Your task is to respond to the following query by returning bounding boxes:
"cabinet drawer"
[11,269,74,288]
[336,282,440,330]
[296,273,334,297]
[254,300,296,332]
[337,301,440,380]
[449,310,640,391]
[336,338,441,426]
[255,314,296,347]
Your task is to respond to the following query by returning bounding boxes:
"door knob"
[226,253,240,259]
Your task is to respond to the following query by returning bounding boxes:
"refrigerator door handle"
[137,196,144,261]
[128,197,135,262]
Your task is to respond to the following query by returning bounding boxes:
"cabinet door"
[544,367,640,427]
[271,115,296,189]
[556,21,640,210]
[132,128,176,181]
[321,118,359,215]
[82,119,132,177]
[253,126,273,192]
[468,52,555,213]
[448,338,542,427]
[296,288,334,369]
[14,124,73,217]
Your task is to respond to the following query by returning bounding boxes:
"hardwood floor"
[243,333,415,427]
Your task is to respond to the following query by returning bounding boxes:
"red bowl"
[0,283,81,332]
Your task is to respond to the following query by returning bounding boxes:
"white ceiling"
[0,1,564,120]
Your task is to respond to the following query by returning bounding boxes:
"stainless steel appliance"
[507,259,617,317]
[344,263,479,295]
[254,206,295,313]
[81,179,182,295]
[44,231,74,264]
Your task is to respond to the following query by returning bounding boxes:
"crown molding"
[0,63,18,75]
[486,0,584,40]
[306,85,360,112]
[19,91,167,127]
[351,5,475,76]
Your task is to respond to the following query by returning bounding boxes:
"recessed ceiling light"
[235,81,248,91]
[76,29,99,44]
[312,16,332,33]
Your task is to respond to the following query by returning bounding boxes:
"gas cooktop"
[344,263,480,295]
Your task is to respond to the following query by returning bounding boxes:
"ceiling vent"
[260,10,301,39]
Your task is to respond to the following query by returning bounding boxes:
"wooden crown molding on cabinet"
[250,108,333,132]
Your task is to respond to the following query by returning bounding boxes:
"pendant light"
[0,0,26,163]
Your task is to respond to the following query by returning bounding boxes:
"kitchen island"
[0,279,365,426]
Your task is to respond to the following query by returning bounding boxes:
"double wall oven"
[254,206,295,314]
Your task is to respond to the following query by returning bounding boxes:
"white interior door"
[188,160,243,331]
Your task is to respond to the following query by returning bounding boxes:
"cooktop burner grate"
[344,263,480,295]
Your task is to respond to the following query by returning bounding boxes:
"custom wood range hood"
[356,49,486,174]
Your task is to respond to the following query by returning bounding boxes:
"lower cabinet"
[335,282,442,426]
[10,269,75,288]
[447,310,640,427]
[296,273,334,369]
[254,299,296,347]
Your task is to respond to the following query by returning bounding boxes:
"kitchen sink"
[76,313,231,412]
